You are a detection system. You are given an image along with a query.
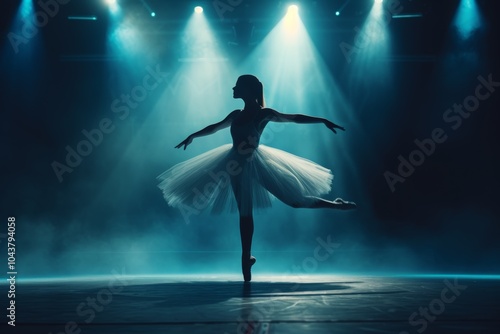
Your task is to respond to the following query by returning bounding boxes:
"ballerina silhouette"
[158,75,356,282]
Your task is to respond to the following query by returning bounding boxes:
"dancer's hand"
[175,136,193,150]
[324,120,345,134]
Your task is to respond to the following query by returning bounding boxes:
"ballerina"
[158,74,356,282]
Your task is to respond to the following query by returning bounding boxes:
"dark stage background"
[1,0,499,278]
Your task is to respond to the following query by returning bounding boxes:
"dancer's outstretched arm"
[264,108,345,134]
[175,110,239,150]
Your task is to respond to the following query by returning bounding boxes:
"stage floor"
[3,274,500,333]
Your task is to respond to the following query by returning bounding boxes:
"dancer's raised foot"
[242,255,256,282]
[333,198,357,210]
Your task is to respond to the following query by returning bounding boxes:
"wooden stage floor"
[3,274,500,333]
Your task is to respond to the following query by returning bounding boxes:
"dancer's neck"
[243,100,261,111]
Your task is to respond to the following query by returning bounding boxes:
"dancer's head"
[233,75,265,107]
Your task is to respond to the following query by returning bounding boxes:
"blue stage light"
[105,0,119,13]
[454,0,481,40]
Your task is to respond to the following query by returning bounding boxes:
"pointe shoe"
[333,198,357,210]
[242,256,256,282]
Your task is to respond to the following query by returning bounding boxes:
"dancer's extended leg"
[260,175,356,211]
[287,196,356,210]
[306,197,357,210]
[240,215,256,282]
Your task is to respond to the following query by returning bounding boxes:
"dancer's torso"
[230,108,269,154]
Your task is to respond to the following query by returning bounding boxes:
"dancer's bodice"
[230,109,268,152]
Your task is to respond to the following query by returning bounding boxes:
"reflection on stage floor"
[4,274,500,333]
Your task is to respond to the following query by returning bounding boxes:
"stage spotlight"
[454,0,481,40]
[19,0,34,20]
[375,0,383,3]
[336,0,351,18]
[195,6,203,14]
[105,0,119,13]
[151,11,156,17]
[287,4,299,15]
[284,4,300,35]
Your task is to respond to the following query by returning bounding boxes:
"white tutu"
[157,144,333,215]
